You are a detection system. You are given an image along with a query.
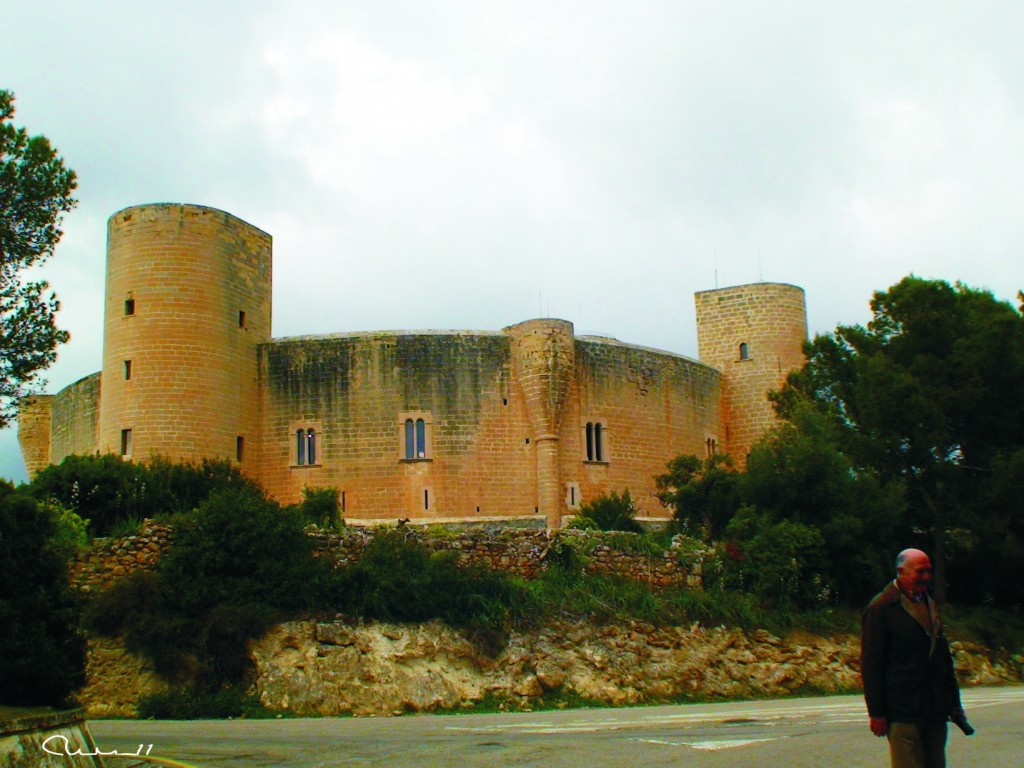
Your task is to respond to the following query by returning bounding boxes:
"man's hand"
[870,716,889,737]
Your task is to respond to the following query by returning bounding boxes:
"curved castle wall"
[98,204,271,467]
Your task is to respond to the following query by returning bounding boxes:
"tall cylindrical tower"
[507,318,576,529]
[694,282,807,466]
[98,204,272,470]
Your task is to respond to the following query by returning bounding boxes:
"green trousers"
[888,721,948,768]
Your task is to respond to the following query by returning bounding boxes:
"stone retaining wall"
[0,709,101,768]
[71,521,702,593]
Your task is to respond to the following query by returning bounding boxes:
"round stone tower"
[98,204,272,469]
[694,282,807,466]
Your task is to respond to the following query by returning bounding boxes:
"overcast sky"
[2,1,1022,482]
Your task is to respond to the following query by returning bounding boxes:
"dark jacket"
[861,581,962,723]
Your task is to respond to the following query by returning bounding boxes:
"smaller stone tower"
[695,282,807,466]
[507,318,576,529]
[98,204,272,470]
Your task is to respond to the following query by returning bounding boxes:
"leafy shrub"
[721,505,828,610]
[87,484,336,690]
[288,486,343,532]
[29,454,146,536]
[41,498,89,561]
[336,528,519,638]
[28,454,264,536]
[571,490,643,533]
[0,483,86,705]
[137,686,271,720]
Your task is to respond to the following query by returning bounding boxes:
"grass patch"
[136,687,281,720]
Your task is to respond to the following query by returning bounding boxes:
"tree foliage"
[655,453,740,539]
[0,89,76,426]
[0,482,86,705]
[29,453,261,535]
[774,276,1024,605]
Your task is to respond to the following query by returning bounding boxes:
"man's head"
[896,548,933,596]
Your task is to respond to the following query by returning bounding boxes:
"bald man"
[861,548,969,768]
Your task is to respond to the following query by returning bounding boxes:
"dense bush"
[28,454,263,536]
[287,485,343,532]
[86,485,336,690]
[336,528,518,634]
[570,489,643,533]
[0,483,86,705]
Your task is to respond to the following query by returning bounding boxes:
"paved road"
[89,686,1024,767]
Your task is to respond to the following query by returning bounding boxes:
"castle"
[17,204,808,528]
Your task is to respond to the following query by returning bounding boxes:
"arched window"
[739,342,750,360]
[306,429,316,465]
[294,427,319,466]
[404,418,428,459]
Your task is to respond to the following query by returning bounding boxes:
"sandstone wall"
[256,328,720,524]
[49,373,101,466]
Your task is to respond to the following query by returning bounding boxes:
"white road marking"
[633,737,779,751]
[443,686,1024,736]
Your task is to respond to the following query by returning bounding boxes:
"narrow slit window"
[124,298,135,316]
[296,429,306,466]
[236,436,245,462]
[238,310,247,328]
[424,489,430,510]
[124,360,132,380]
[120,428,132,458]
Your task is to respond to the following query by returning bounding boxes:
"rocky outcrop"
[243,619,1020,717]
[78,617,1022,718]
[77,637,168,719]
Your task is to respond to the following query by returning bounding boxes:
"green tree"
[735,403,903,605]
[774,276,1024,604]
[655,453,739,539]
[0,90,76,426]
[0,482,86,705]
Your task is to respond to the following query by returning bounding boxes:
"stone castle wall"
[19,202,805,527]
[256,329,721,522]
[49,373,101,466]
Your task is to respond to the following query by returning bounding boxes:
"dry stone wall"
[70,521,700,591]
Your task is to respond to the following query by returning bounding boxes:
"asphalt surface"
[88,686,1024,767]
